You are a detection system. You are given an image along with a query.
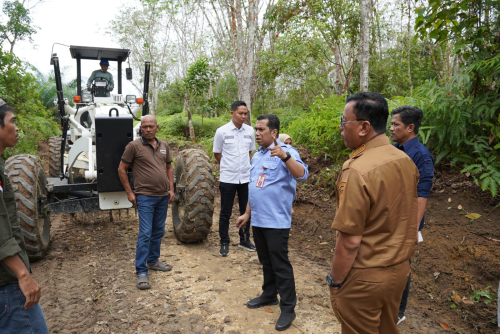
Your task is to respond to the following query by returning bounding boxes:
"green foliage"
[0,1,37,51]
[184,56,219,97]
[269,107,307,129]
[286,95,347,160]
[389,73,500,197]
[415,0,500,61]
[156,113,230,140]
[157,80,185,116]
[0,47,60,157]
[31,67,78,110]
[470,286,496,305]
[315,165,341,193]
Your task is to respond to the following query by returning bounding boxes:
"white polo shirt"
[213,120,256,184]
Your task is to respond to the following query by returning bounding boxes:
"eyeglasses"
[339,116,366,128]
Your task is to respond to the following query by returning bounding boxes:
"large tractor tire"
[6,154,50,261]
[172,149,214,243]
[48,136,62,177]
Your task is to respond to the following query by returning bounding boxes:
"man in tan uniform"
[327,92,419,334]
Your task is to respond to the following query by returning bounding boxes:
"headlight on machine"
[126,95,136,104]
[82,92,92,103]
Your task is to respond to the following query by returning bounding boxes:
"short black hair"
[391,105,423,135]
[231,100,247,111]
[257,114,280,135]
[0,99,15,128]
[345,92,388,134]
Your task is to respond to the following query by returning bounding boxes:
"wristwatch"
[326,273,343,288]
[281,152,291,163]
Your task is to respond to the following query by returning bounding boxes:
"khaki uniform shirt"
[0,158,31,286]
[121,137,173,197]
[331,136,419,269]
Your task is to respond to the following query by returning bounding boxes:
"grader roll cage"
[8,45,215,261]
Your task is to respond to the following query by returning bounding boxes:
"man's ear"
[271,129,278,139]
[358,121,371,137]
[407,124,415,133]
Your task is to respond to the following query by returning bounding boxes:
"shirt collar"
[349,135,390,159]
[230,120,244,131]
[394,136,419,152]
[140,136,160,147]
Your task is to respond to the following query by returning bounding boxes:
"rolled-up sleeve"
[0,212,22,261]
[289,148,309,182]
[0,238,22,262]
[414,151,434,198]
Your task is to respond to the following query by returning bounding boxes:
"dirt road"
[31,203,341,334]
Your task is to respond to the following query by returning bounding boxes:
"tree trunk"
[334,42,343,96]
[200,0,270,126]
[184,90,196,142]
[407,0,413,95]
[359,0,370,92]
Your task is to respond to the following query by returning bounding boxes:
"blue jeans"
[0,283,49,334]
[136,194,170,276]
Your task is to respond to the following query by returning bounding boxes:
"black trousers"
[253,226,296,314]
[398,259,412,317]
[219,182,250,244]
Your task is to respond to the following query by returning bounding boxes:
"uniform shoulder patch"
[338,181,347,206]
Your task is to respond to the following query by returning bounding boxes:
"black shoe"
[219,243,229,257]
[275,312,296,331]
[246,296,279,309]
[238,240,256,252]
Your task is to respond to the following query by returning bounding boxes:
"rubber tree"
[110,0,175,115]
[0,0,39,53]
[184,56,220,142]
[198,0,275,125]
[359,0,370,92]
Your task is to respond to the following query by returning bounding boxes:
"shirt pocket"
[224,138,237,153]
[2,178,15,200]
[244,138,253,150]
[263,161,279,180]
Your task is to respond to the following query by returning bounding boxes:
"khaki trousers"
[330,260,410,334]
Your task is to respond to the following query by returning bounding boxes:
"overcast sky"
[4,0,139,94]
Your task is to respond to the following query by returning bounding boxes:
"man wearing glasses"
[328,92,419,334]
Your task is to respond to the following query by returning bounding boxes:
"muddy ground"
[32,142,499,333]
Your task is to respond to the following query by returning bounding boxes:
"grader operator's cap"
[100,59,110,66]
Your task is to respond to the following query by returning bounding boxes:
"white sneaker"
[397,316,406,325]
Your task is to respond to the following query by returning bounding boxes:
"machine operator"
[87,59,114,97]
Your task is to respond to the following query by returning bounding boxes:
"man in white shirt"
[213,101,256,256]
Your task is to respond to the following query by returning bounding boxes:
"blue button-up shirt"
[249,139,309,229]
[394,136,434,229]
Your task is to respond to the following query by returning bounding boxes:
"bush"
[0,47,60,158]
[156,113,231,140]
[285,95,348,161]
[389,74,500,197]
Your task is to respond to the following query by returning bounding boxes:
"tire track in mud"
[32,214,99,333]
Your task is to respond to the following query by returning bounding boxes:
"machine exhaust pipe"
[142,61,151,116]
[51,55,68,180]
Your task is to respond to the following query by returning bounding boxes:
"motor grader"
[7,45,214,261]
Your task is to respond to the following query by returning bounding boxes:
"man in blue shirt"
[236,114,308,331]
[390,105,435,325]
